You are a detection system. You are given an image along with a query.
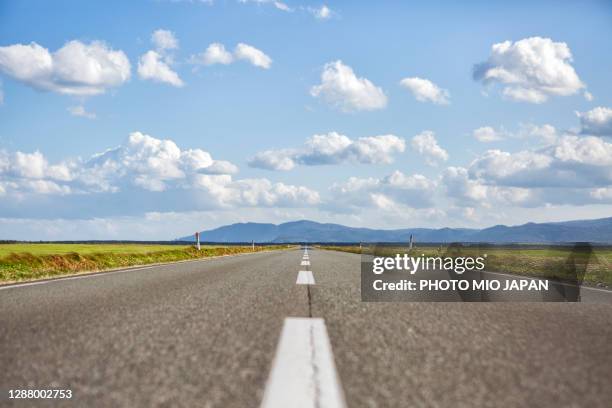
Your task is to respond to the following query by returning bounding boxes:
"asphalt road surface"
[2,248,612,407]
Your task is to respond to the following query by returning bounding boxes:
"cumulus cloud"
[400,77,450,104]
[473,124,557,144]
[519,123,558,144]
[0,40,130,96]
[67,105,96,119]
[591,187,612,201]
[473,126,504,142]
[138,51,184,87]
[274,1,292,12]
[442,166,535,207]
[328,170,436,211]
[467,135,612,189]
[309,5,332,19]
[248,149,297,171]
[577,106,612,137]
[151,29,179,50]
[410,131,449,166]
[310,60,387,112]
[191,42,271,69]
[473,37,584,103]
[199,43,234,65]
[234,43,272,69]
[0,133,321,218]
[248,132,405,170]
[138,30,184,87]
[239,0,335,17]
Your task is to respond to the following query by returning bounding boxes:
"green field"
[0,243,192,257]
[0,243,287,284]
[320,244,612,287]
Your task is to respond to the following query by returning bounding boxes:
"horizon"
[1,1,612,240]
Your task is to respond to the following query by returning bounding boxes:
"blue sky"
[0,0,611,239]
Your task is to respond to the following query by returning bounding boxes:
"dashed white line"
[301,260,310,266]
[296,271,316,285]
[260,317,346,408]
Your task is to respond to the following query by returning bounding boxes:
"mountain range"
[177,217,612,243]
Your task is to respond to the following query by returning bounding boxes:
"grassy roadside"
[0,244,290,284]
[318,245,612,287]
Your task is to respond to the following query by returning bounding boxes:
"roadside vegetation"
[319,244,612,287]
[0,243,289,284]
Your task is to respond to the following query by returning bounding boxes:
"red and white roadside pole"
[195,232,201,251]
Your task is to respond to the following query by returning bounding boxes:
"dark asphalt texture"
[2,248,612,407]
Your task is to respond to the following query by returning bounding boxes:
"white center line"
[260,317,346,408]
[296,271,316,285]
[301,260,310,266]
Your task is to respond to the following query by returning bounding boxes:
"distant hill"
[176,217,612,243]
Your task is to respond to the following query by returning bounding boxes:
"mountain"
[176,217,612,243]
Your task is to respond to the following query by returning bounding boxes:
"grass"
[319,244,612,287]
[0,243,192,257]
[0,243,289,284]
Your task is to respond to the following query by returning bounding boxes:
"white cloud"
[442,166,535,207]
[138,30,184,87]
[473,123,558,144]
[553,135,612,166]
[274,1,292,11]
[310,5,331,19]
[67,105,96,119]
[0,40,130,96]
[0,81,3,105]
[238,0,293,12]
[234,43,272,69]
[519,123,558,144]
[400,77,450,104]
[591,187,612,201]
[473,126,504,142]
[0,133,320,217]
[410,131,449,166]
[248,149,297,171]
[137,51,184,87]
[249,132,405,170]
[473,37,584,103]
[152,29,179,50]
[198,43,234,65]
[328,170,436,211]
[577,106,612,137]
[584,91,594,101]
[191,42,272,69]
[467,135,612,189]
[311,60,387,112]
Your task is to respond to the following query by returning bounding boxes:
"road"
[1,248,612,407]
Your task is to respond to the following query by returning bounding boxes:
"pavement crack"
[309,322,322,408]
[307,285,313,318]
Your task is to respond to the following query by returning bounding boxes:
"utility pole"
[409,234,413,250]
[195,231,201,251]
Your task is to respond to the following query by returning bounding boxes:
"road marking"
[261,317,346,408]
[301,260,310,266]
[296,271,315,285]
